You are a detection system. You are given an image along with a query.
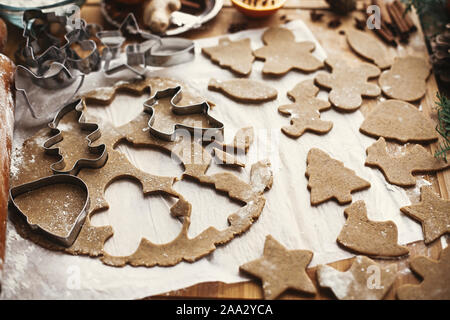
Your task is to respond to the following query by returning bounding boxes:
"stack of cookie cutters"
[15,9,196,119]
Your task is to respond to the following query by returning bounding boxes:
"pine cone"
[325,0,356,14]
[431,23,450,83]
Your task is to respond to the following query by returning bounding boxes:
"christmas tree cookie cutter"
[9,174,90,247]
[143,85,224,142]
[43,99,108,175]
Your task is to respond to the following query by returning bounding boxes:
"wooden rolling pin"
[0,52,15,291]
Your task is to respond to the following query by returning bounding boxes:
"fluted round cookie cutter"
[9,174,90,247]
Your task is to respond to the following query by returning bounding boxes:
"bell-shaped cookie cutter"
[9,174,90,247]
[43,99,108,175]
[143,86,224,142]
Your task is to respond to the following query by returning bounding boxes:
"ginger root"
[143,0,181,33]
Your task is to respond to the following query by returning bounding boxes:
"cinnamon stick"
[372,0,394,33]
[373,22,397,47]
[393,0,417,32]
[387,2,409,42]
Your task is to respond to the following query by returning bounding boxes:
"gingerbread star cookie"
[317,256,398,300]
[239,235,316,299]
[365,138,450,187]
[278,79,333,138]
[253,27,323,75]
[208,78,277,103]
[400,186,450,244]
[346,29,391,69]
[306,148,371,205]
[397,246,450,300]
[360,100,438,144]
[202,37,254,76]
[337,201,409,258]
[379,56,430,102]
[315,57,381,111]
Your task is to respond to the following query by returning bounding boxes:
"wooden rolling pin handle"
[0,53,15,291]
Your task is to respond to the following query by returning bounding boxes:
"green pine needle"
[434,93,450,162]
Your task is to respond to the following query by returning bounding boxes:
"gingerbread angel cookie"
[306,148,370,205]
[278,79,333,138]
[239,235,316,299]
[337,201,409,258]
[253,27,323,75]
[202,37,254,76]
[315,57,381,111]
[379,56,430,102]
[400,186,450,244]
[317,256,397,300]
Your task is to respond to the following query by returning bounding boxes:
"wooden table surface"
[2,0,449,300]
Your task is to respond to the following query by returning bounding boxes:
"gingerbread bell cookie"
[208,78,277,103]
[379,56,430,102]
[278,79,333,138]
[202,37,254,76]
[317,256,397,300]
[397,246,450,300]
[337,201,409,258]
[365,138,450,187]
[346,29,391,69]
[400,186,450,244]
[253,27,323,75]
[239,235,316,299]
[315,57,381,111]
[306,148,370,205]
[360,100,438,143]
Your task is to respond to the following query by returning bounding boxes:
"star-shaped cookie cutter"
[97,13,195,77]
[143,86,224,142]
[43,99,108,175]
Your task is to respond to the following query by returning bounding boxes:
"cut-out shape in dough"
[317,256,397,300]
[346,29,391,69]
[239,235,316,299]
[337,200,409,258]
[253,27,323,75]
[379,56,430,102]
[365,137,450,187]
[208,78,278,103]
[202,37,255,76]
[400,186,450,244]
[397,246,450,300]
[278,79,332,138]
[360,100,438,143]
[315,57,381,111]
[306,148,370,205]
[212,127,255,167]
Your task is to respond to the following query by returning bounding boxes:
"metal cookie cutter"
[97,13,195,77]
[43,99,108,175]
[143,86,224,142]
[9,174,90,247]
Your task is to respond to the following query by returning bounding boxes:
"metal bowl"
[0,0,86,28]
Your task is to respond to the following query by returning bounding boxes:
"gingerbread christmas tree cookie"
[379,56,430,102]
[317,256,398,300]
[315,57,381,111]
[278,79,333,138]
[365,138,450,187]
[400,186,450,244]
[337,201,409,258]
[253,27,323,75]
[202,37,254,76]
[397,246,450,300]
[360,100,438,143]
[239,235,316,299]
[306,148,370,205]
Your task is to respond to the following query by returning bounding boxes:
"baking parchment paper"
[1,19,424,299]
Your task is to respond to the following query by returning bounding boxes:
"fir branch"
[402,0,448,33]
[434,93,450,162]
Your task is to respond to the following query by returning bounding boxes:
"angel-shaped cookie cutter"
[43,99,108,175]
[97,13,195,77]
[143,86,224,142]
[9,174,90,247]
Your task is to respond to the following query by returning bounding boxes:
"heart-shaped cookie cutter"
[143,86,224,142]
[9,174,90,247]
[43,99,108,175]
